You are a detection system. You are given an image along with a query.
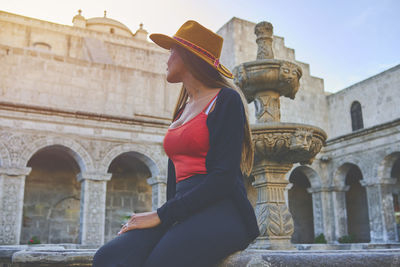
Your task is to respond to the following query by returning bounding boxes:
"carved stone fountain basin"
[234,59,303,102]
[251,122,327,165]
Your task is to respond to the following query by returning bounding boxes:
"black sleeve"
[166,158,176,201]
[156,90,245,226]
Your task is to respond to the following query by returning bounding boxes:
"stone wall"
[0,11,168,71]
[326,65,400,138]
[0,45,178,119]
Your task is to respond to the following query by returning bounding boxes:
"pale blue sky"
[1,0,399,93]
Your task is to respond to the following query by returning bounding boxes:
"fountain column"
[251,162,294,248]
[234,21,327,249]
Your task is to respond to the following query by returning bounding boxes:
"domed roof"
[86,12,133,37]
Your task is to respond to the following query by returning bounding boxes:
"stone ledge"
[217,249,400,266]
[2,246,400,267]
[11,248,95,267]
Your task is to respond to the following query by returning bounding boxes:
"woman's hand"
[118,211,161,235]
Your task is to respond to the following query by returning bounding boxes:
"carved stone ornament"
[233,60,302,104]
[251,123,326,165]
[256,203,294,238]
[254,92,281,122]
[255,21,274,60]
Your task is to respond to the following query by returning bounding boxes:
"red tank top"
[163,90,220,183]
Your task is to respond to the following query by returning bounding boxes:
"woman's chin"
[166,75,181,83]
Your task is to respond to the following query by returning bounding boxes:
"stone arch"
[0,141,11,167]
[335,162,370,242]
[100,144,163,178]
[377,151,400,180]
[21,140,84,244]
[333,158,365,187]
[101,144,163,242]
[287,165,322,189]
[20,136,93,172]
[378,151,400,241]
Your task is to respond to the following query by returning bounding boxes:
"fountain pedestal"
[251,162,294,249]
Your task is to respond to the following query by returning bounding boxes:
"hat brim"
[149,33,234,79]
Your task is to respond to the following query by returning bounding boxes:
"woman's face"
[166,46,186,83]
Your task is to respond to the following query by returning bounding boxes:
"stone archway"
[99,144,164,177]
[379,152,400,241]
[288,168,314,243]
[104,151,154,242]
[344,164,370,243]
[21,144,84,244]
[391,156,400,240]
[20,136,93,172]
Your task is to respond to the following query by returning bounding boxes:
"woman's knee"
[93,226,168,267]
[92,243,113,267]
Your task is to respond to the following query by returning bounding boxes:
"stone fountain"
[233,21,327,250]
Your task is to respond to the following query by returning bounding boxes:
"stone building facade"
[0,10,180,247]
[0,11,399,247]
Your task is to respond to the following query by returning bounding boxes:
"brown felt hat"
[149,20,233,79]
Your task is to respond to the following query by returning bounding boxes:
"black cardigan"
[156,87,260,248]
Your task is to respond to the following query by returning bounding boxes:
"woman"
[92,20,260,267]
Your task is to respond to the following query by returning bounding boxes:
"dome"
[86,15,134,37]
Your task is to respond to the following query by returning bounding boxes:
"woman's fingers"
[128,213,137,224]
[117,222,137,235]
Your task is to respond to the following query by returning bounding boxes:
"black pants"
[92,174,248,267]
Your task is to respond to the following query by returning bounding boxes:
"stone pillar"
[331,185,350,242]
[306,187,326,241]
[77,172,112,247]
[147,176,167,210]
[361,178,398,243]
[250,162,295,249]
[284,183,293,205]
[0,167,31,245]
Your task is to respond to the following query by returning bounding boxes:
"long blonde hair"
[171,45,254,176]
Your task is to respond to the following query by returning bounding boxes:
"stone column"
[331,185,350,242]
[306,187,326,241]
[250,162,295,249]
[361,178,398,243]
[0,167,31,245]
[147,176,167,210]
[284,183,293,205]
[77,172,112,247]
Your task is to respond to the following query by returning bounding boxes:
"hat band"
[173,36,220,68]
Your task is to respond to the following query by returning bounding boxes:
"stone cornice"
[77,172,112,182]
[0,100,170,128]
[326,118,400,146]
[0,167,31,176]
[147,176,167,185]
[307,185,349,193]
[360,178,397,187]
